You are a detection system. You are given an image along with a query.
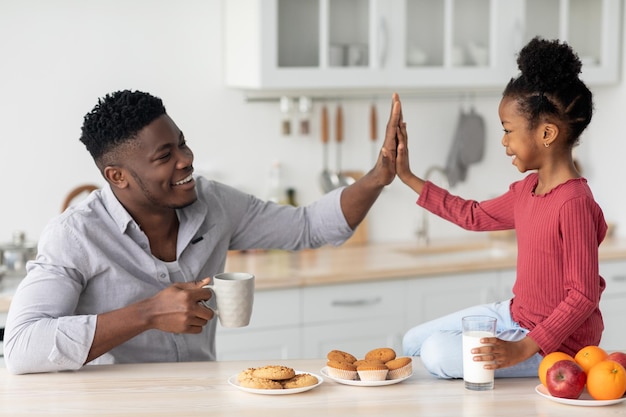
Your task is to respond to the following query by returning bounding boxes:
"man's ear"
[103,166,128,189]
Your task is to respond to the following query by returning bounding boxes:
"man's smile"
[173,173,194,186]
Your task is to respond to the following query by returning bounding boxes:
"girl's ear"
[542,123,559,148]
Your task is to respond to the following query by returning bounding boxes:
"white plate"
[228,371,323,395]
[535,384,626,406]
[320,366,413,386]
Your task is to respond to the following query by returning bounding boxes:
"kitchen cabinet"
[300,280,407,358]
[223,0,621,93]
[301,318,405,359]
[405,270,509,327]
[216,271,511,360]
[216,327,300,360]
[215,288,301,360]
[0,312,5,368]
[520,0,622,85]
[216,280,407,360]
[599,260,626,351]
[497,269,516,301]
[215,257,626,361]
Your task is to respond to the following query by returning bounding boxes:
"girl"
[397,37,608,379]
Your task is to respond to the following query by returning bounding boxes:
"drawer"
[600,260,626,295]
[301,318,405,359]
[229,287,301,330]
[302,280,406,324]
[216,327,301,361]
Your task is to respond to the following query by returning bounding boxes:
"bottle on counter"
[286,187,298,206]
[266,160,286,204]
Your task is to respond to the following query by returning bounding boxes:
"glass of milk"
[462,315,497,390]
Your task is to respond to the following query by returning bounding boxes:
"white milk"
[462,330,494,384]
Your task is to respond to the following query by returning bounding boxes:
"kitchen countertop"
[2,237,626,313]
[1,357,624,416]
[224,236,626,290]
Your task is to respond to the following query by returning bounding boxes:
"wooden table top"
[1,358,624,416]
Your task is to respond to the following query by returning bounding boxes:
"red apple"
[607,351,626,370]
[546,360,587,399]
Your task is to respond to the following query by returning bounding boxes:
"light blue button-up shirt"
[4,176,351,374]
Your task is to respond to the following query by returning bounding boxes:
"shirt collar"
[100,184,139,234]
[99,180,210,240]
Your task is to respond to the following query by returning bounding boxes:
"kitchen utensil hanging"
[280,96,293,136]
[369,102,378,164]
[335,104,356,187]
[445,96,485,187]
[319,104,339,193]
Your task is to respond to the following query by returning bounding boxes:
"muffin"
[327,349,357,364]
[356,362,389,381]
[353,359,385,368]
[385,357,413,380]
[326,360,358,380]
[365,347,396,363]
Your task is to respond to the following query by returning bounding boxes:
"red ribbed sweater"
[418,173,607,356]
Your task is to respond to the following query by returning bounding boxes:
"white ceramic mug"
[347,44,367,66]
[329,44,346,66]
[201,272,255,328]
[462,315,497,390]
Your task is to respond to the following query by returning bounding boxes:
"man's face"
[118,114,197,210]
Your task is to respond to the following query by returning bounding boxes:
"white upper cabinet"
[223,0,621,93]
[520,0,622,86]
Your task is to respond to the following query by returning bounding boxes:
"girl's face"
[498,96,544,173]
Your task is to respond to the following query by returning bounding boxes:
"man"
[4,90,402,374]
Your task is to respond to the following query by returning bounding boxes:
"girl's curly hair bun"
[517,37,582,92]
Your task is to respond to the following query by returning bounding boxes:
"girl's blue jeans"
[403,299,543,379]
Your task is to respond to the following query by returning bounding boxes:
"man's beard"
[130,170,198,210]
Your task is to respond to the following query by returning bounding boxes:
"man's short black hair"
[80,90,166,165]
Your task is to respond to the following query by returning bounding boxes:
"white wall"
[0,0,625,247]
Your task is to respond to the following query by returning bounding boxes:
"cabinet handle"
[610,275,626,282]
[377,17,387,68]
[331,297,382,307]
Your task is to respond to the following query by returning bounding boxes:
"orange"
[586,360,626,400]
[574,345,608,374]
[538,351,576,387]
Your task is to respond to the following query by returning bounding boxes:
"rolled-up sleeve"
[4,223,97,374]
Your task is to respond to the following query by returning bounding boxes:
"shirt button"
[141,243,148,249]
[160,273,166,278]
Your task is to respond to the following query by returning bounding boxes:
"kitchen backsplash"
[1,0,624,245]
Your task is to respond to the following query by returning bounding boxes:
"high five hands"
[392,93,426,194]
